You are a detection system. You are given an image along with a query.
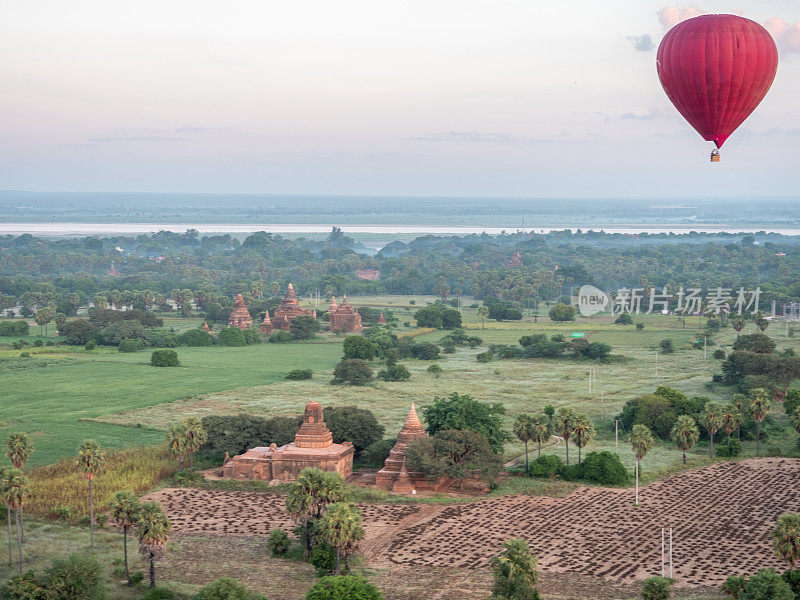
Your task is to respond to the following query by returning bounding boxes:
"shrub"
[527,454,563,478]
[243,329,261,345]
[715,438,742,457]
[583,342,612,360]
[378,364,411,382]
[42,553,107,600]
[722,575,746,598]
[332,359,373,385]
[549,303,576,322]
[490,538,540,600]
[713,349,726,360]
[179,329,215,347]
[1,572,43,600]
[615,313,633,325]
[193,578,264,600]
[413,303,462,330]
[0,320,30,336]
[84,341,96,351]
[286,369,313,381]
[427,363,443,376]
[267,529,290,557]
[641,576,672,600]
[573,451,628,485]
[143,588,175,600]
[268,330,294,343]
[145,329,179,348]
[477,351,494,363]
[309,542,337,576]
[659,339,674,354]
[739,568,794,600]
[218,327,246,347]
[485,298,523,321]
[151,349,180,367]
[305,575,382,600]
[399,340,441,360]
[733,334,776,354]
[442,345,456,353]
[636,323,645,331]
[118,339,144,353]
[290,315,321,340]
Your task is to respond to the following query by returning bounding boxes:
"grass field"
[2,301,798,478]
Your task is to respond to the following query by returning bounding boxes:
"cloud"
[87,136,188,143]
[408,131,519,143]
[763,18,800,54]
[658,6,705,29]
[627,34,655,52]
[174,126,206,134]
[619,108,668,120]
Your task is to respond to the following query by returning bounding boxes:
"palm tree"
[702,402,723,458]
[731,393,748,440]
[772,512,800,570]
[512,415,535,471]
[478,305,488,329]
[76,440,105,550]
[165,424,187,469]
[721,403,742,453]
[317,502,365,574]
[110,491,141,584]
[0,467,16,567]
[4,432,33,541]
[628,424,654,506]
[530,415,550,459]
[732,318,745,337]
[754,311,769,333]
[569,415,595,464]
[749,391,771,457]
[671,415,699,465]
[490,538,539,600]
[555,407,577,466]
[182,417,207,471]
[286,468,349,557]
[0,468,27,574]
[136,502,171,588]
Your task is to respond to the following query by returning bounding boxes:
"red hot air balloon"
[656,14,778,161]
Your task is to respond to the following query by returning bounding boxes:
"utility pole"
[614,419,621,455]
[703,336,707,359]
[669,527,673,579]
[662,528,665,578]
[654,350,659,377]
[601,391,605,420]
[635,461,639,505]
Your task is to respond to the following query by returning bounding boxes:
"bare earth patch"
[145,458,799,594]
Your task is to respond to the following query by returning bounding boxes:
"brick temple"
[272,283,316,331]
[222,401,354,483]
[227,294,253,329]
[507,252,523,268]
[328,295,362,333]
[375,403,430,493]
[259,310,273,334]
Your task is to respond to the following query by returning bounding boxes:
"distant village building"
[227,294,253,330]
[328,295,363,333]
[222,401,354,483]
[375,403,430,493]
[272,283,316,331]
[507,252,523,268]
[355,268,380,281]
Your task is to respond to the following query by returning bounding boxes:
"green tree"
[324,407,385,457]
[317,502,365,575]
[218,327,246,347]
[753,311,769,333]
[548,303,576,322]
[749,390,771,457]
[721,403,743,454]
[421,392,510,454]
[628,424,654,505]
[641,576,672,600]
[570,415,595,464]
[478,305,488,329]
[529,415,550,459]
[182,417,207,471]
[332,359,374,385]
[305,575,382,600]
[136,501,171,588]
[490,538,541,600]
[75,440,105,550]
[670,416,699,465]
[554,407,577,466]
[291,315,321,340]
[740,568,794,600]
[150,349,180,367]
[110,491,141,584]
[286,468,349,557]
[701,402,723,458]
[732,318,745,337]
[513,415,536,471]
[342,336,376,360]
[194,578,264,600]
[165,424,187,469]
[772,513,800,570]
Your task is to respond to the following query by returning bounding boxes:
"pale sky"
[0,0,798,197]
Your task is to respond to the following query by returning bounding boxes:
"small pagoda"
[328,295,362,333]
[378,312,387,324]
[259,311,273,334]
[202,321,212,333]
[507,252,523,268]
[375,403,430,492]
[222,402,354,483]
[272,283,315,331]
[228,294,253,330]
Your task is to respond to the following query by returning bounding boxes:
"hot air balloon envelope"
[657,14,778,148]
